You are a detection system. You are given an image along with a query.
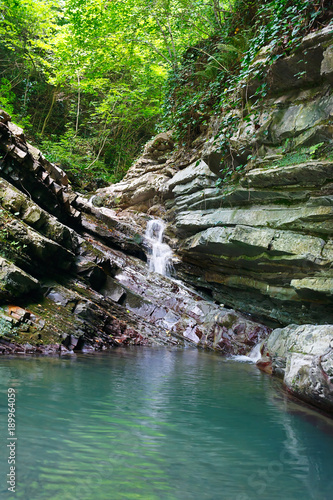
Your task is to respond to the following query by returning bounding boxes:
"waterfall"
[88,194,96,206]
[247,342,263,362]
[231,341,263,363]
[145,219,173,276]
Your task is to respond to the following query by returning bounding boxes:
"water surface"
[1,348,333,500]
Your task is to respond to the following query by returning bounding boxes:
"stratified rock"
[0,178,79,251]
[0,257,40,299]
[110,253,271,355]
[95,131,177,211]
[82,28,333,327]
[0,110,78,222]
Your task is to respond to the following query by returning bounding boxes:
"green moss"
[23,298,79,345]
[0,316,13,337]
[220,313,238,329]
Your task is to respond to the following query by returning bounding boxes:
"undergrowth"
[0,208,27,259]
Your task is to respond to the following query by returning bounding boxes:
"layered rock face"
[173,27,333,326]
[99,26,333,327]
[0,111,269,355]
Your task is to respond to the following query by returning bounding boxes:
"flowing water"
[145,220,174,276]
[1,348,333,500]
[232,342,264,363]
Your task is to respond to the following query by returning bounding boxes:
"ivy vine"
[161,0,332,187]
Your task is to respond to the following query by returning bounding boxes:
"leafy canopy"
[1,0,331,190]
[1,0,231,188]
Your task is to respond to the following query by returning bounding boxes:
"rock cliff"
[98,26,333,328]
[0,109,269,356]
[95,27,333,413]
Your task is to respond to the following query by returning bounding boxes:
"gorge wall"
[93,26,333,413]
[98,26,333,328]
[0,108,270,357]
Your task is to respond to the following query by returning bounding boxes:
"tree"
[0,0,235,189]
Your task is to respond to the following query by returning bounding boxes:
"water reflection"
[0,348,332,499]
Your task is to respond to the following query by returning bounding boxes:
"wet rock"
[2,305,30,324]
[1,214,76,273]
[256,357,273,375]
[23,343,35,353]
[100,276,126,303]
[75,256,107,291]
[112,259,271,355]
[34,280,186,350]
[259,324,333,412]
[59,344,74,355]
[79,212,146,259]
[46,289,70,306]
[62,334,82,351]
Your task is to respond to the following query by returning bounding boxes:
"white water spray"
[88,194,96,206]
[231,341,263,363]
[145,219,173,276]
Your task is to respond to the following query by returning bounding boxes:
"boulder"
[0,257,40,299]
[260,324,333,412]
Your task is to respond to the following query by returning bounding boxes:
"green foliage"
[39,133,110,190]
[309,142,324,156]
[160,1,261,142]
[0,0,332,189]
[212,0,332,182]
[0,0,58,130]
[48,0,237,186]
[275,142,328,168]
[0,78,16,116]
[1,0,235,189]
[0,208,27,258]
